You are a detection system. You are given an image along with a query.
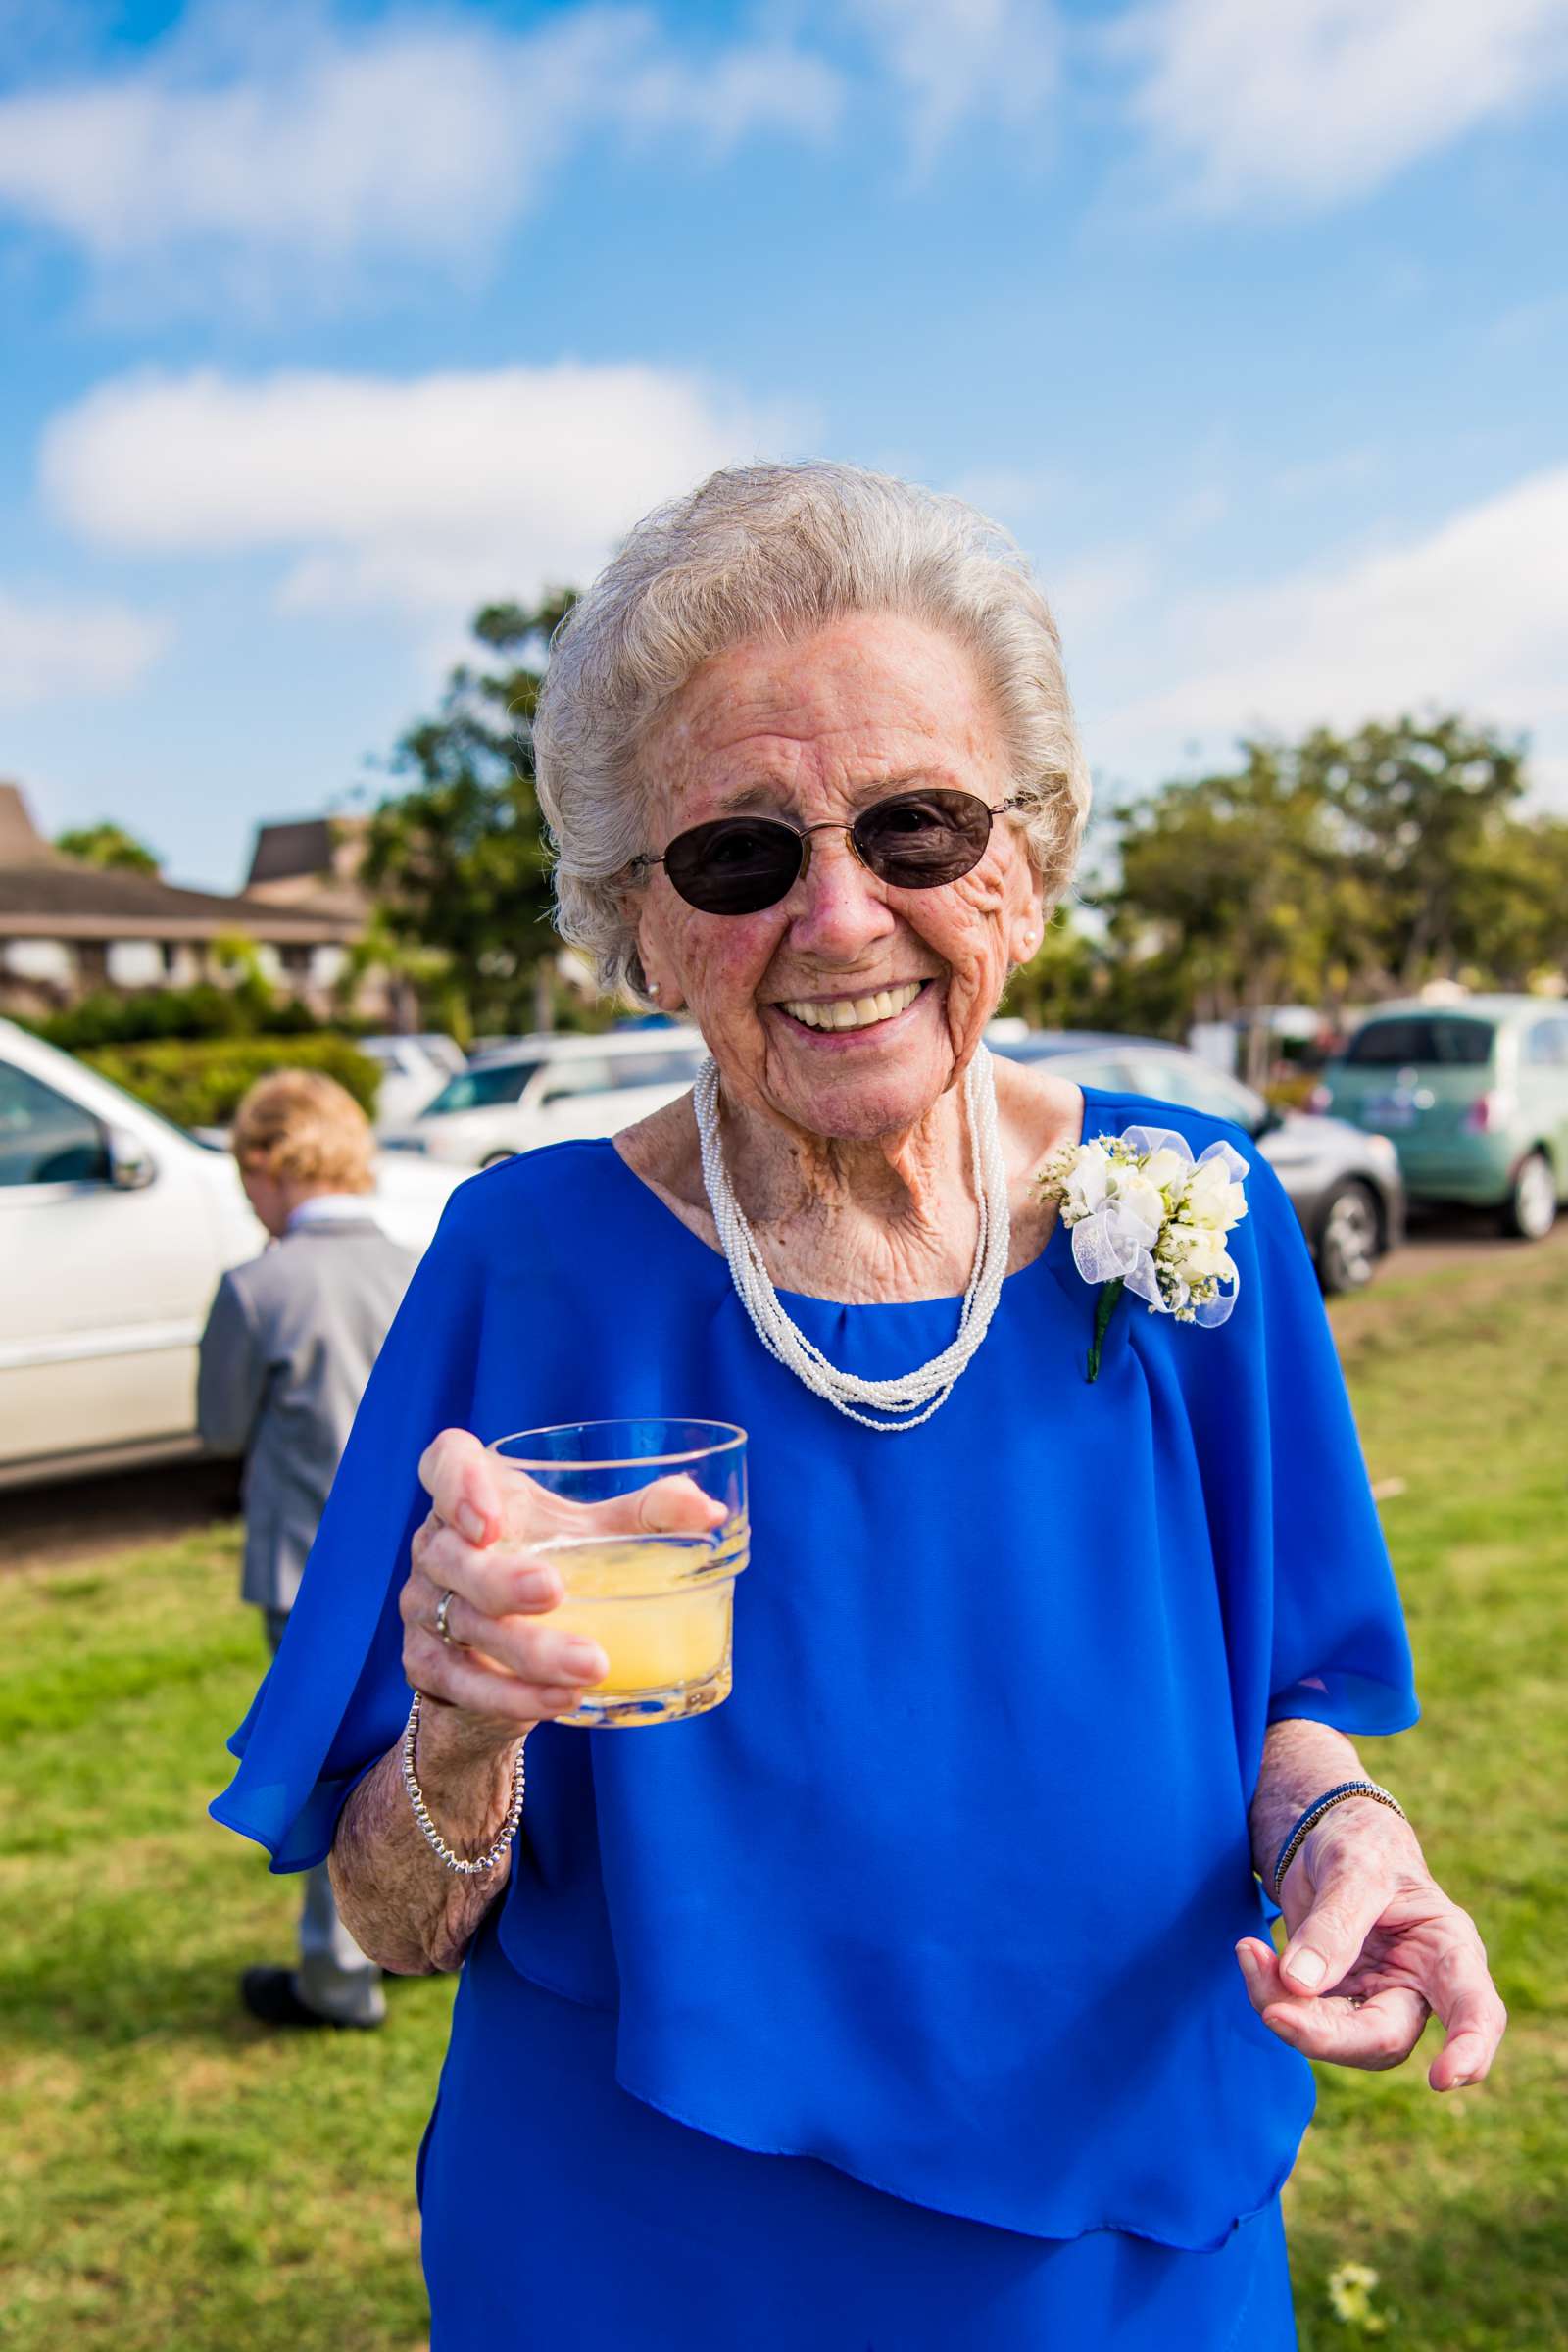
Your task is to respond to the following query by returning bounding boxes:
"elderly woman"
[214,463,1504,2349]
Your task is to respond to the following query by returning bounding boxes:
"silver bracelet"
[400,1690,525,1876]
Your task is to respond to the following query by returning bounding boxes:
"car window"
[423,1060,542,1114]
[607,1049,703,1090]
[416,1035,467,1075]
[0,1060,111,1186]
[1343,1016,1494,1068]
[1524,1019,1568,1068]
[990,1036,1105,1067]
[1053,1054,1145,1093]
[1127,1054,1264,1129]
[537,1056,617,1103]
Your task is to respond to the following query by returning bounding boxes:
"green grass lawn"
[2,1247,1564,2350]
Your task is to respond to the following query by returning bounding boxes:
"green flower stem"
[1086,1277,1125,1384]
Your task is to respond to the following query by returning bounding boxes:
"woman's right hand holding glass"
[402,1427,604,1740]
[399,1427,724,1748]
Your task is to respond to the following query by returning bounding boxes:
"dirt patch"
[1331,1226,1568,1370]
[0,1458,242,1576]
[1378,1206,1568,1282]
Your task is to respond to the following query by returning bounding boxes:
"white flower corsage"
[1036,1126,1250,1382]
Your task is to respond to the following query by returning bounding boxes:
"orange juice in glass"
[487,1420,748,1727]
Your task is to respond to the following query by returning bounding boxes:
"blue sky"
[3,0,1566,889]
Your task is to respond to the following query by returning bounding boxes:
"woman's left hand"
[1235,1796,1507,2090]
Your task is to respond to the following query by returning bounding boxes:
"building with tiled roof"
[0,782,364,1016]
[244,814,373,923]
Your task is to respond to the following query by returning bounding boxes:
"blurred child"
[198,1069,417,2029]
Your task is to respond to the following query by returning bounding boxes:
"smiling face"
[631,612,1044,1144]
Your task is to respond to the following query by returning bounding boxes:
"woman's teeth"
[779,981,924,1032]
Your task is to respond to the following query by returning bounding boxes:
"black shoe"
[240,1965,384,2030]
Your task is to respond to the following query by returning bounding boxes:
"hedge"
[28,980,351,1052]
[81,1036,382,1128]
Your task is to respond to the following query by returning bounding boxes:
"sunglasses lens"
[855,791,995,887]
[663,817,803,914]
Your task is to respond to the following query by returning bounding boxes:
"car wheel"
[481,1149,517,1169]
[1501,1151,1556,1241]
[1317,1180,1382,1293]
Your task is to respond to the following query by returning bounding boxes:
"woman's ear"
[1005,888,1047,969]
[618,882,686,1013]
[629,914,686,1013]
[643,965,687,1012]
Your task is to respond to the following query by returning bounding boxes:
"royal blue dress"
[213,1088,1418,2349]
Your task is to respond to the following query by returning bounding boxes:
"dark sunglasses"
[631,788,1023,916]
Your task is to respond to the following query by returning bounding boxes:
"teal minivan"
[1312,996,1568,1239]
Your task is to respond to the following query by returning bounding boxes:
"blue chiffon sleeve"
[1244,1148,1419,1739]
[209,1182,488,1873]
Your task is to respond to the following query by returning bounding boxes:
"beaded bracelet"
[1270,1779,1406,1899]
[400,1690,525,1876]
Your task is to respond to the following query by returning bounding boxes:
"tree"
[1296,714,1530,988]
[364,592,578,1038]
[1103,715,1562,1078]
[1003,909,1106,1030]
[1448,810,1568,989]
[55,820,162,874]
[1105,739,1362,1084]
[332,908,456,1039]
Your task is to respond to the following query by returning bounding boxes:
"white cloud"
[847,0,1058,163]
[0,2,842,304]
[1110,466,1568,750]
[0,588,169,710]
[1048,544,1159,633]
[1117,0,1568,212]
[39,363,802,618]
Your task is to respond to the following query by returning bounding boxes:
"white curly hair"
[532,459,1092,1002]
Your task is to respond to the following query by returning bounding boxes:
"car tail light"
[1463,1090,1512,1132]
[1306,1083,1332,1114]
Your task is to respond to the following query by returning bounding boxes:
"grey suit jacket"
[197,1218,419,1609]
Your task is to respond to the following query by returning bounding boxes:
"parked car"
[380,1028,708,1166]
[986,1026,1405,1293]
[1309,997,1568,1240]
[0,1019,466,1490]
[411,1032,467,1077]
[360,1033,463,1129]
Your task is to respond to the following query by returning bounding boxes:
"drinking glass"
[487,1419,748,1728]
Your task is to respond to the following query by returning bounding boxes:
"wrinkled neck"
[713,1069,983,1294]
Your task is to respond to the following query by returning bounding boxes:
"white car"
[380,1028,707,1166]
[360,1032,464,1129]
[0,1019,465,1490]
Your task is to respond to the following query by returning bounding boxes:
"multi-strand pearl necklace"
[692,1046,1012,1433]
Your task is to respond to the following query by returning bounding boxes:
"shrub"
[81,1036,381,1128]
[29,980,354,1052]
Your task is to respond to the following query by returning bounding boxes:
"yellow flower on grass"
[1327,2260,1390,2334]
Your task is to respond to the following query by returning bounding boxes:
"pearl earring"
[648,981,662,1001]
